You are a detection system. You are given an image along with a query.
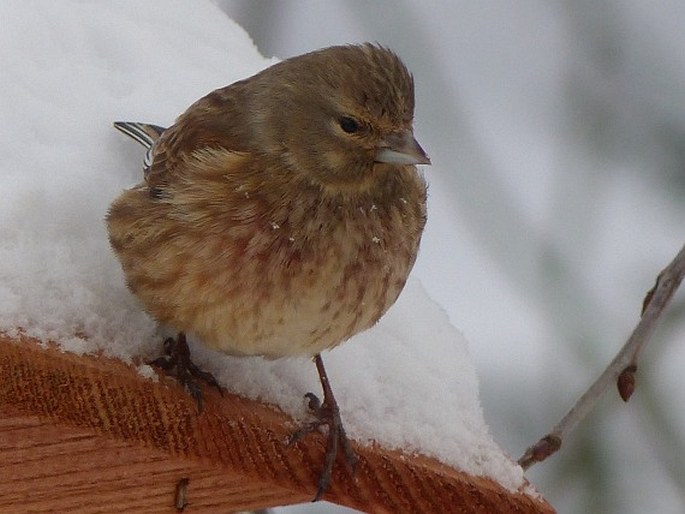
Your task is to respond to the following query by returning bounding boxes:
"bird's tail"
[113,121,166,172]
[113,121,166,149]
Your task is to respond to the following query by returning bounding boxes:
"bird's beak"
[375,130,431,165]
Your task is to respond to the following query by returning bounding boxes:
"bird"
[107,43,430,501]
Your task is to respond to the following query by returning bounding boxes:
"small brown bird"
[107,43,429,500]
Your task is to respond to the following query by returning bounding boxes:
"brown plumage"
[107,43,429,500]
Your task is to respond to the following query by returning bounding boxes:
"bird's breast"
[184,191,425,358]
[109,166,427,358]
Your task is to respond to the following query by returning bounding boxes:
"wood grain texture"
[0,334,554,513]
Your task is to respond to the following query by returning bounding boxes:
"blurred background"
[217,1,685,513]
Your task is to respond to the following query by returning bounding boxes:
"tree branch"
[519,243,685,469]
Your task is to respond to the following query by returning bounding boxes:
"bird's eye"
[339,117,360,134]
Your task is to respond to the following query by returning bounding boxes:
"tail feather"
[113,121,166,149]
[113,121,166,173]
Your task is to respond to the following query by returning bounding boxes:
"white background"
[217,2,685,513]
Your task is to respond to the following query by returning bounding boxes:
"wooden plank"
[0,335,554,513]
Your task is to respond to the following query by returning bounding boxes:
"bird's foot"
[148,332,223,412]
[288,355,358,501]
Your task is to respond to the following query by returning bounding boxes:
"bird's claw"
[147,333,223,412]
[289,390,358,501]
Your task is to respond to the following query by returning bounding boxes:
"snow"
[0,0,526,499]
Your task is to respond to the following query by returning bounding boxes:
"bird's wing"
[113,84,251,191]
[143,88,251,190]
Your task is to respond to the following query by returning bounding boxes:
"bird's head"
[247,44,430,195]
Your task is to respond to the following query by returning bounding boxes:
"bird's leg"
[147,331,223,412]
[289,354,358,501]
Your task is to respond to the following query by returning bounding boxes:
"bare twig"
[518,243,685,470]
